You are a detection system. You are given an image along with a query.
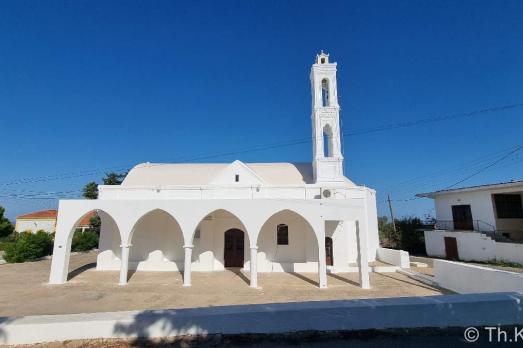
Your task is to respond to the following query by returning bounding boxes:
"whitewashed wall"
[434,191,496,230]
[96,209,368,273]
[424,230,523,264]
[15,219,56,233]
[376,248,410,268]
[434,259,523,293]
[433,188,523,238]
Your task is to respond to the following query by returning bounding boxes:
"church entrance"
[325,237,333,266]
[224,229,245,267]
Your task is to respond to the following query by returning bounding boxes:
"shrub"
[71,230,99,252]
[4,231,53,263]
[0,232,18,251]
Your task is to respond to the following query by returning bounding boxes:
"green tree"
[396,217,426,255]
[102,172,127,185]
[0,206,14,238]
[88,215,101,235]
[82,182,98,199]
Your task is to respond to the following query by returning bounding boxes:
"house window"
[235,174,239,182]
[494,194,523,218]
[277,224,288,245]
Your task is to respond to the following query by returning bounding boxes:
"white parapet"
[433,259,523,294]
[1,293,523,345]
[376,247,410,268]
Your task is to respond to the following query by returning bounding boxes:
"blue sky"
[1,0,522,220]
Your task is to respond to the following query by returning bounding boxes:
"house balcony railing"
[433,220,522,243]
[433,220,496,233]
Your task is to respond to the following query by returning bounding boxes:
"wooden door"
[224,229,244,267]
[452,205,473,230]
[325,237,333,266]
[444,237,459,260]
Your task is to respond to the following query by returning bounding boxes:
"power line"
[377,143,523,204]
[443,144,523,190]
[0,102,521,188]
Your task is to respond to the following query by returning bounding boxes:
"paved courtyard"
[0,251,448,317]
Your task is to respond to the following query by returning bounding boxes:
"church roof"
[121,161,319,186]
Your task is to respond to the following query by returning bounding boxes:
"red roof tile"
[17,209,58,219]
[77,211,98,226]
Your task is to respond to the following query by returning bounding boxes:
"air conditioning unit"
[321,188,333,199]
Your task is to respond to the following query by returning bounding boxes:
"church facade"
[49,52,379,289]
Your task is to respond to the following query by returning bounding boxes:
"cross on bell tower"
[310,51,344,183]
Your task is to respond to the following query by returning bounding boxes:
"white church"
[49,52,379,289]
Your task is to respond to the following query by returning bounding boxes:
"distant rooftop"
[416,179,523,199]
[16,210,96,226]
[16,209,57,219]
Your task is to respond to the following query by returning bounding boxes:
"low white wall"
[376,248,410,268]
[2,293,523,345]
[495,243,523,264]
[434,259,523,294]
[424,230,523,264]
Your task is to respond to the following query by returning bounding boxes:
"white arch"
[256,209,319,271]
[127,208,183,246]
[49,208,121,284]
[125,208,185,273]
[254,208,319,246]
[189,208,250,247]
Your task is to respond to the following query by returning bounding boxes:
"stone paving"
[0,251,448,317]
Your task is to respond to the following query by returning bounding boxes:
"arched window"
[321,79,329,107]
[277,224,288,245]
[323,124,333,157]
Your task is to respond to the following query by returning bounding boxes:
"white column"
[250,246,258,288]
[356,220,370,289]
[119,244,131,285]
[183,245,193,287]
[317,222,328,289]
[49,238,72,284]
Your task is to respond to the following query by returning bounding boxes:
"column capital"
[120,244,132,248]
[183,244,194,249]
[250,246,258,250]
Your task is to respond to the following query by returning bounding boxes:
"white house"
[15,210,97,234]
[49,52,380,289]
[15,210,58,234]
[417,180,523,263]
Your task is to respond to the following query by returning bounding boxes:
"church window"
[235,174,239,182]
[321,79,329,107]
[277,224,288,245]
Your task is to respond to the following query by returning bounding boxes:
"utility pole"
[387,194,397,233]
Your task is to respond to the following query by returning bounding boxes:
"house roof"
[77,211,97,226]
[121,161,344,186]
[16,210,96,226]
[416,180,523,199]
[17,209,57,220]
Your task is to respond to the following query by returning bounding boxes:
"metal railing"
[433,220,496,233]
[432,220,523,243]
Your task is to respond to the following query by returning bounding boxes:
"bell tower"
[311,51,344,183]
